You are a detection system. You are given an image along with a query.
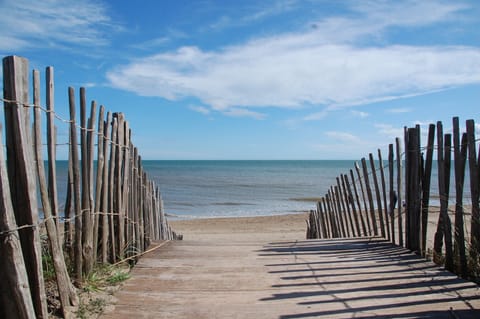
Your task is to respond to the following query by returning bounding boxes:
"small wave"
[213,202,256,206]
[289,197,322,202]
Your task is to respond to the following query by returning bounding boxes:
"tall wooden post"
[2,56,48,318]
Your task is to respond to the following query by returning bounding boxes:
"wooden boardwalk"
[102,236,480,318]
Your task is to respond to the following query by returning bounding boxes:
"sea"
[53,160,470,220]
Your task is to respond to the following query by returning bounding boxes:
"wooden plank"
[421,124,435,256]
[466,119,480,259]
[388,144,396,244]
[69,87,83,282]
[396,137,404,247]
[361,157,378,236]
[350,169,367,236]
[355,162,372,235]
[0,124,36,319]
[33,70,78,317]
[3,56,48,318]
[453,116,467,278]
[369,153,385,238]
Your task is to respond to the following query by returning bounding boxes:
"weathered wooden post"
[396,137,404,246]
[3,56,48,318]
[69,87,83,282]
[33,70,78,317]
[453,117,467,277]
[369,153,386,238]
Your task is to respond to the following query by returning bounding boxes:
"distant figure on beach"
[390,190,397,215]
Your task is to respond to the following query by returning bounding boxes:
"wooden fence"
[307,116,480,282]
[0,56,180,318]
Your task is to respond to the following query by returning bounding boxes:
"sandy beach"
[169,212,310,242]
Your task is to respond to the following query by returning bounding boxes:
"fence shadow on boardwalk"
[258,238,480,319]
[0,56,180,318]
[306,117,480,283]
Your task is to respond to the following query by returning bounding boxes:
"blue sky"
[1,0,479,159]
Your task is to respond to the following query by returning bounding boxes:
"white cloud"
[189,105,211,115]
[0,0,117,51]
[221,108,266,119]
[107,0,480,117]
[351,110,369,118]
[387,108,412,114]
[375,123,404,139]
[325,131,361,143]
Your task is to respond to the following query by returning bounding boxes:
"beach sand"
[169,212,310,242]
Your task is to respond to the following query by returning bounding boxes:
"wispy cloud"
[107,0,480,117]
[0,0,117,51]
[189,105,211,115]
[325,131,361,143]
[351,110,369,118]
[221,108,266,119]
[387,108,412,114]
[208,0,299,30]
[375,123,404,139]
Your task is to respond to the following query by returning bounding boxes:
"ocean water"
[52,160,471,219]
[143,160,355,219]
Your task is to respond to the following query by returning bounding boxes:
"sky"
[1,0,479,160]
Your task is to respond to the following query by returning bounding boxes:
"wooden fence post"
[3,55,48,318]
[101,112,112,263]
[93,105,105,264]
[0,124,36,319]
[405,126,421,252]
[33,70,78,316]
[396,137,404,246]
[335,179,350,237]
[343,174,360,237]
[420,124,435,256]
[453,117,467,278]
[45,66,60,234]
[388,144,396,244]
[350,169,367,236]
[466,120,480,261]
[378,149,390,240]
[108,117,118,262]
[369,153,386,238]
[356,161,372,235]
[83,99,97,275]
[433,123,453,269]
[361,158,378,236]
[69,87,83,282]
